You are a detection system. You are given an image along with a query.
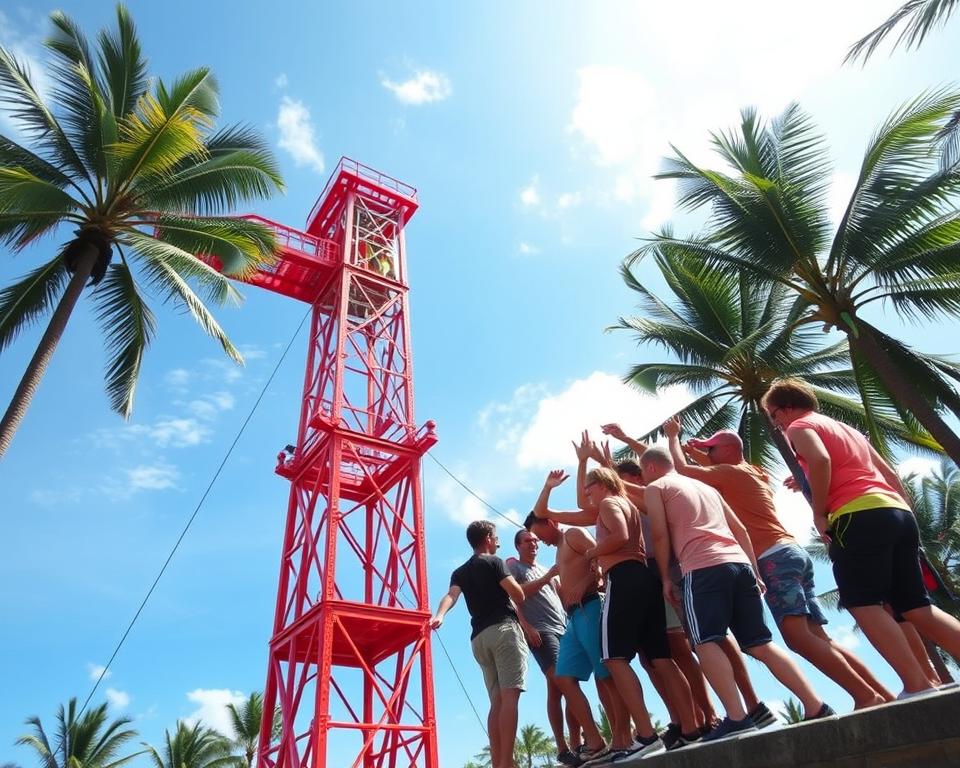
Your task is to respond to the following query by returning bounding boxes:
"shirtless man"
[535,467,697,761]
[523,508,616,765]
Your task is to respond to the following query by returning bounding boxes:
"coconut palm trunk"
[0,244,97,457]
[847,321,960,467]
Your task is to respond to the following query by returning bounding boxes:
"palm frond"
[93,260,156,417]
[151,214,277,278]
[846,0,960,64]
[46,9,108,176]
[129,233,242,363]
[0,46,88,181]
[0,256,69,351]
[96,5,148,118]
[0,166,81,247]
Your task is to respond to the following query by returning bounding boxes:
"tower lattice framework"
[227,159,438,768]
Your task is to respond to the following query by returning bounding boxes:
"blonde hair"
[586,466,625,495]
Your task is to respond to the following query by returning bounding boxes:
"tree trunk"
[846,321,960,468]
[923,638,955,684]
[0,244,98,459]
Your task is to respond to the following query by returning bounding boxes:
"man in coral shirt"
[763,377,960,698]
[642,446,832,741]
[661,415,891,710]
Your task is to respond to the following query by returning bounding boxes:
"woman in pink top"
[763,378,960,697]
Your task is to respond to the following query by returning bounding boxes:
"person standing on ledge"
[509,527,583,766]
[661,415,892,709]
[763,377,960,698]
[430,521,527,768]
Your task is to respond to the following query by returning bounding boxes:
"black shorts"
[601,559,670,663]
[530,631,562,673]
[828,507,931,614]
[682,562,772,649]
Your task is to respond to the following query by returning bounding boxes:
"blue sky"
[2,1,960,766]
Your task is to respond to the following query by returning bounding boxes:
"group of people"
[429,378,960,768]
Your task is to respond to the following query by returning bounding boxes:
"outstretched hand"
[588,439,613,467]
[545,469,569,489]
[572,430,593,462]
[600,422,627,442]
[662,415,681,439]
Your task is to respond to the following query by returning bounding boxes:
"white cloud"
[277,96,325,173]
[88,663,111,682]
[135,418,210,447]
[831,622,861,650]
[898,456,941,479]
[772,480,816,544]
[570,66,659,168]
[556,192,582,210]
[381,70,451,105]
[519,176,541,207]
[126,463,179,491]
[30,487,83,506]
[518,241,540,256]
[515,373,689,470]
[165,369,191,389]
[274,73,288,89]
[188,392,235,421]
[105,688,131,710]
[184,689,245,736]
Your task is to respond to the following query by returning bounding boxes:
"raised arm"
[664,416,715,483]
[429,584,462,629]
[518,563,560,596]
[601,422,649,458]
[787,425,832,539]
[573,432,595,511]
[534,469,599,526]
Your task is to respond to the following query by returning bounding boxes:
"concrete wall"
[642,689,960,768]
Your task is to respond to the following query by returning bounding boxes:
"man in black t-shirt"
[431,520,527,768]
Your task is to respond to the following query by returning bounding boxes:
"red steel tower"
[230,159,438,768]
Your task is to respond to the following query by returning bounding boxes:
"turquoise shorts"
[555,596,610,682]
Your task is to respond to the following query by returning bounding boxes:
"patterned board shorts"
[758,543,828,626]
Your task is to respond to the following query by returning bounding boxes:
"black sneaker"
[578,743,611,766]
[698,718,720,738]
[667,730,702,751]
[749,701,778,729]
[621,734,664,759]
[701,716,757,742]
[802,703,836,722]
[557,749,583,767]
[659,723,681,751]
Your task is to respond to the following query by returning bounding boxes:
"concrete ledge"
[643,689,960,768]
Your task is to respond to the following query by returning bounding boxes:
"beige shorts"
[471,620,527,699]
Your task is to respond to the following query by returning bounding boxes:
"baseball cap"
[687,429,743,451]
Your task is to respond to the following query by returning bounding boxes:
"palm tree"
[515,724,553,768]
[780,697,804,725]
[0,5,284,457]
[17,698,141,768]
[613,244,940,471]
[145,722,240,768]
[639,93,960,467]
[226,693,280,768]
[847,0,959,64]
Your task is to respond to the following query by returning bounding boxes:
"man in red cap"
[661,416,892,709]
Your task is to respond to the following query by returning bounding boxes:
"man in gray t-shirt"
[508,528,580,766]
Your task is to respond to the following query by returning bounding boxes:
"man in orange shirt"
[662,415,891,709]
